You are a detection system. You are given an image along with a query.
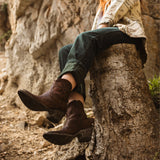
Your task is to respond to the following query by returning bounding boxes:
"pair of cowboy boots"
[18,78,94,145]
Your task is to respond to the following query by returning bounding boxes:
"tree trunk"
[85,43,160,160]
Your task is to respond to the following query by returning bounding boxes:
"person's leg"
[58,44,86,103]
[46,44,85,123]
[43,45,95,145]
[59,27,141,86]
[17,45,72,124]
[43,100,94,145]
[18,44,86,124]
[19,28,140,145]
[46,27,138,126]
[58,44,77,90]
[47,45,86,123]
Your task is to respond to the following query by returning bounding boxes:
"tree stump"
[86,44,160,160]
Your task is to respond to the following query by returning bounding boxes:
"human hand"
[98,23,108,29]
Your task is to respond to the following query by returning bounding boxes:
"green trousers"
[58,27,143,100]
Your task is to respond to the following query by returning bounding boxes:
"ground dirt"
[0,51,66,160]
[0,51,93,160]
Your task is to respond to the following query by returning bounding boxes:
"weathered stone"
[0,0,159,159]
[35,115,54,128]
[51,139,88,160]
[39,141,50,149]
[146,0,160,19]
[87,44,159,160]
[0,87,4,94]
[0,143,8,152]
[3,0,159,107]
[16,121,28,129]
[4,0,98,108]
[142,15,160,78]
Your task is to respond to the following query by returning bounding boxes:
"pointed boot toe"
[18,79,72,123]
[18,90,46,111]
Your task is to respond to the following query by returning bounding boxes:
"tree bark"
[85,43,160,160]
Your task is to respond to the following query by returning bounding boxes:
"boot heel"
[46,110,65,123]
[77,127,93,143]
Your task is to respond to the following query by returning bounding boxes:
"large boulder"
[2,0,159,118]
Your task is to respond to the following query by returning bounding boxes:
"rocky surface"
[142,0,160,79]
[4,0,97,109]
[0,0,159,159]
[1,0,159,107]
[0,50,93,159]
[0,98,92,160]
[88,44,160,160]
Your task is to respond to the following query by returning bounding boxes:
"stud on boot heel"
[77,127,93,142]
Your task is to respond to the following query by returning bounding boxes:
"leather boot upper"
[38,78,72,111]
[54,100,94,134]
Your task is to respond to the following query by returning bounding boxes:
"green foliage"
[148,76,160,108]
[0,30,12,42]
[148,76,160,96]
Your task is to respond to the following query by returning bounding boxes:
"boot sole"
[43,127,93,145]
[18,90,65,123]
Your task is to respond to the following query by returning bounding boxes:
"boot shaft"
[49,78,72,101]
[43,100,94,144]
[61,100,93,134]
[66,100,87,119]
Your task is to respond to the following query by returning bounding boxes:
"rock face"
[2,0,159,104]
[141,0,160,79]
[87,44,159,160]
[0,0,159,159]
[4,0,98,106]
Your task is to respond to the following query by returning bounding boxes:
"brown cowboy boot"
[18,78,72,123]
[43,100,94,145]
